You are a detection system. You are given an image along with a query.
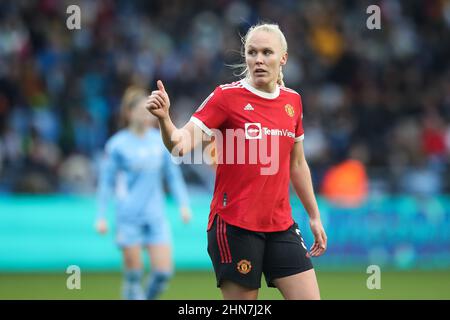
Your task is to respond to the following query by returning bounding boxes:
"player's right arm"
[146,80,205,156]
[146,80,227,158]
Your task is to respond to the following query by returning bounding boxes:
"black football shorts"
[207,215,314,289]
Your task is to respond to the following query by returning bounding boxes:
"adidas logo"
[244,103,254,111]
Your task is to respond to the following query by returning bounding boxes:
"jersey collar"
[240,79,280,100]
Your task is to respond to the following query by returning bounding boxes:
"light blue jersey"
[96,127,189,246]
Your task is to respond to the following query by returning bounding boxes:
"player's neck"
[247,78,277,93]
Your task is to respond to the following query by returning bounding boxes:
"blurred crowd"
[0,0,449,196]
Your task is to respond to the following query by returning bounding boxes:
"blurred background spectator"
[0,0,449,197]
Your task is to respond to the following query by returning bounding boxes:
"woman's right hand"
[95,218,108,235]
[180,207,192,224]
[145,80,171,120]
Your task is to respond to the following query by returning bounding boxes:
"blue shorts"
[115,217,172,248]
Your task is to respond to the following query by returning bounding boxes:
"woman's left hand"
[309,217,327,257]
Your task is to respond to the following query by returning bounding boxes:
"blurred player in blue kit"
[95,86,192,300]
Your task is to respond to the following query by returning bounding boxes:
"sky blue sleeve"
[163,151,190,209]
[96,140,120,220]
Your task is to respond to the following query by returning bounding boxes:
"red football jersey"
[191,79,304,232]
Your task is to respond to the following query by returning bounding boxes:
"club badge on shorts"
[285,104,295,117]
[237,259,252,274]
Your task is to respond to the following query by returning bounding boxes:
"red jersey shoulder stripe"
[219,81,243,90]
[220,81,241,88]
[221,84,243,91]
[280,86,300,95]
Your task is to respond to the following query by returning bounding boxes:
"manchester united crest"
[285,104,295,117]
[236,259,252,274]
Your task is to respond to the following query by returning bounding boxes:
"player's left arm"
[163,151,192,224]
[290,141,327,257]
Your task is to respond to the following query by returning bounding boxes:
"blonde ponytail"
[277,66,285,86]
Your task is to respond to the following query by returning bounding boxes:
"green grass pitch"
[0,271,449,300]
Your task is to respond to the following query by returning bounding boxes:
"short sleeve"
[190,87,228,136]
[294,94,304,142]
[104,138,121,165]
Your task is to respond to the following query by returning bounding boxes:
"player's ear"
[280,52,288,66]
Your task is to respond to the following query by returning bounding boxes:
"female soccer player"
[146,23,327,300]
[95,86,192,300]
